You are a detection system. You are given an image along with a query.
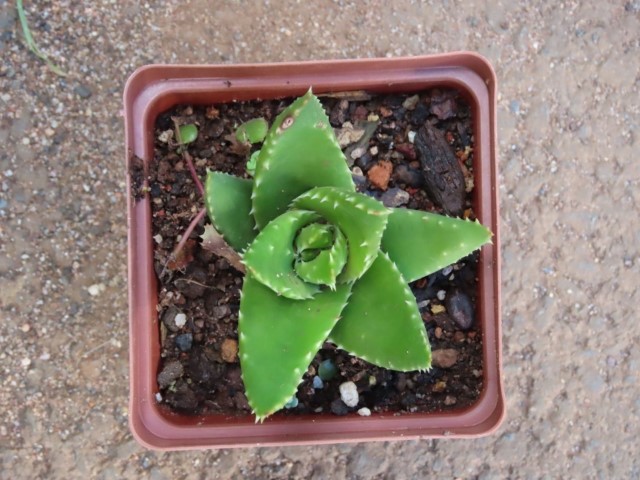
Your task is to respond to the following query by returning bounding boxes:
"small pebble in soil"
[336,121,365,148]
[394,164,423,187]
[211,305,231,320]
[350,146,367,160]
[355,152,374,171]
[367,160,393,190]
[330,399,349,416]
[174,313,187,328]
[431,349,459,369]
[453,331,466,343]
[175,333,193,352]
[402,94,420,110]
[339,381,359,407]
[380,187,410,207]
[158,130,173,143]
[155,392,162,402]
[444,395,457,406]
[441,265,454,276]
[416,299,430,310]
[312,376,324,389]
[431,304,446,315]
[357,407,372,417]
[284,396,299,409]
[351,167,367,189]
[157,360,184,388]
[437,290,446,301]
[221,338,238,363]
[318,359,337,381]
[161,306,181,333]
[410,102,429,125]
[446,289,474,330]
[432,380,447,393]
[408,131,417,143]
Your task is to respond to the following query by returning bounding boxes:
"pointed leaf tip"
[239,275,351,419]
[330,252,431,371]
[381,208,492,283]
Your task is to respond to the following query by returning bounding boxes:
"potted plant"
[125,53,503,449]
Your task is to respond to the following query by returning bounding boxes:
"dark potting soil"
[147,89,484,417]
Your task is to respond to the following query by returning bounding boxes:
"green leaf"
[239,275,351,421]
[204,171,257,252]
[236,118,268,144]
[294,227,347,288]
[179,124,198,144]
[381,208,492,283]
[295,223,334,251]
[251,90,355,229]
[329,252,431,371]
[242,210,322,300]
[291,187,390,283]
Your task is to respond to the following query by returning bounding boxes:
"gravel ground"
[0,1,638,478]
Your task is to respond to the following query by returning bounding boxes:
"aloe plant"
[205,90,491,421]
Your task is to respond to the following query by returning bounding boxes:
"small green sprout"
[178,124,198,144]
[236,118,268,144]
[205,90,491,421]
[246,150,260,177]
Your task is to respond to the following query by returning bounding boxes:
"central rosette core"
[293,222,348,288]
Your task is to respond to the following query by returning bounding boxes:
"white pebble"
[339,381,359,407]
[153,234,163,244]
[158,129,173,143]
[350,146,367,160]
[174,313,187,328]
[369,146,379,156]
[155,392,163,402]
[437,290,446,301]
[417,299,430,309]
[408,131,416,143]
[21,358,31,368]
[357,407,371,417]
[88,284,105,296]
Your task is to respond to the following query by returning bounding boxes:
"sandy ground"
[0,0,638,478]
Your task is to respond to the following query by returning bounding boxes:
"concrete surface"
[0,0,638,478]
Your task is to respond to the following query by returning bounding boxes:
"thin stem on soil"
[173,118,205,196]
[162,207,207,277]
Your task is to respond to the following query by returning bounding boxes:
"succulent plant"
[205,90,491,421]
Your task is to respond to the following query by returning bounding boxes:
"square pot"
[124,53,503,450]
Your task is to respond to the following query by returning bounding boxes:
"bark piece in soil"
[415,123,466,215]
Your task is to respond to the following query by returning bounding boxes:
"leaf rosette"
[204,90,492,420]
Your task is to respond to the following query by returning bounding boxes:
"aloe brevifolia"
[204,90,491,421]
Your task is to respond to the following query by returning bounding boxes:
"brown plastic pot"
[124,52,503,450]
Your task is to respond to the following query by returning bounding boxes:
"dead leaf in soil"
[167,239,196,270]
[223,133,252,156]
[200,224,246,274]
